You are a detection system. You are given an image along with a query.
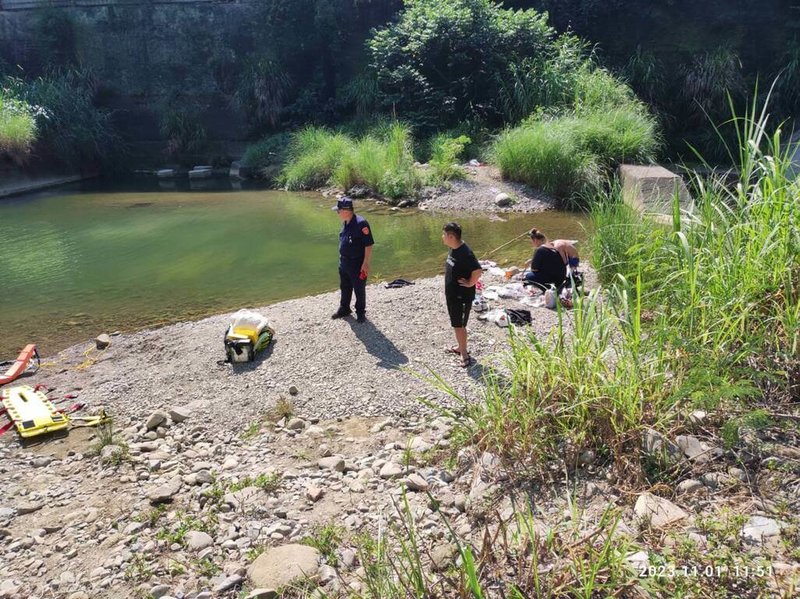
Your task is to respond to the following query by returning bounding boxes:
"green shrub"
[281,122,422,199]
[280,126,353,190]
[5,70,121,169]
[493,121,600,203]
[570,107,659,166]
[0,90,38,163]
[427,134,470,184]
[494,101,658,205]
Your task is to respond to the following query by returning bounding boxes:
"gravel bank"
[19,271,578,434]
[418,165,556,213]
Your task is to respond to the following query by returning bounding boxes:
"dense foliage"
[3,71,121,170]
[368,0,555,131]
[1,0,797,168]
[0,87,38,164]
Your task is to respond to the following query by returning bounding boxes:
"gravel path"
[22,272,579,436]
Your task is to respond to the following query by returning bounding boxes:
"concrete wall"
[0,0,258,152]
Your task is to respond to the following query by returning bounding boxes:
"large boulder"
[248,544,321,589]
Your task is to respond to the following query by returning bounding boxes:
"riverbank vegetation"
[279,123,472,199]
[458,99,799,488]
[306,102,799,599]
[3,1,796,178]
[1,70,121,170]
[0,89,38,164]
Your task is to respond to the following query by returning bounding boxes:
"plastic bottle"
[544,284,557,309]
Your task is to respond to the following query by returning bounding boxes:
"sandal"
[459,354,472,368]
[444,346,461,355]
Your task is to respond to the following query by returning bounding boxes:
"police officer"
[331,197,374,323]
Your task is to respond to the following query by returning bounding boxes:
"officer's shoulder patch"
[362,226,370,235]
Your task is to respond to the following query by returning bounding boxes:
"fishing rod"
[479,230,530,260]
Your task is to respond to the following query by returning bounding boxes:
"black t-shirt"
[445,242,481,300]
[532,245,567,286]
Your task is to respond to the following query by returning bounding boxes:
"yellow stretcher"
[1,385,69,438]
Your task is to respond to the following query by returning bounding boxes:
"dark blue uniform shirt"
[339,214,375,269]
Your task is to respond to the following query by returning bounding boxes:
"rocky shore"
[1,270,798,598]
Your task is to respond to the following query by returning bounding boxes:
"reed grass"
[280,122,423,199]
[0,91,37,161]
[444,95,798,485]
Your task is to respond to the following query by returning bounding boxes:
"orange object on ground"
[0,344,40,386]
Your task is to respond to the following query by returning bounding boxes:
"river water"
[0,180,587,357]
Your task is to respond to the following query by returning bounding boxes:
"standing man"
[442,222,482,368]
[331,197,374,323]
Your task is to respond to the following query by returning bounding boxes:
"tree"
[368,0,555,131]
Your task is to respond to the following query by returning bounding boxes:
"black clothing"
[338,214,374,315]
[446,296,473,328]
[339,214,375,266]
[531,246,567,287]
[339,267,367,316]
[445,242,481,301]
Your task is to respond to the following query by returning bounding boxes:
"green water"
[0,185,587,357]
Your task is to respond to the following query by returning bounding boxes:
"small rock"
[95,333,111,349]
[677,479,703,494]
[494,192,513,207]
[625,550,650,570]
[222,457,239,470]
[741,516,781,543]
[16,502,42,515]
[404,473,429,492]
[168,406,191,423]
[642,429,681,463]
[146,411,168,431]
[100,444,125,464]
[148,476,182,504]
[318,457,345,472]
[286,418,306,431]
[149,585,170,599]
[306,486,324,502]
[32,457,53,468]
[379,462,403,479]
[289,385,299,396]
[634,493,689,529]
[431,544,457,572]
[214,574,244,593]
[370,419,392,433]
[688,410,707,425]
[676,435,713,463]
[246,590,278,599]
[186,531,214,551]
[340,549,357,569]
[248,544,321,589]
[317,564,337,585]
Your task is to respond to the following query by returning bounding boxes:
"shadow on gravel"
[347,318,408,369]
[466,358,494,384]
[226,339,278,373]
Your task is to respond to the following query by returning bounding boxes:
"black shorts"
[446,295,472,328]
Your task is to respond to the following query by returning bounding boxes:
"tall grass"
[280,123,424,200]
[441,97,798,485]
[0,90,38,163]
[493,105,658,206]
[492,121,601,203]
